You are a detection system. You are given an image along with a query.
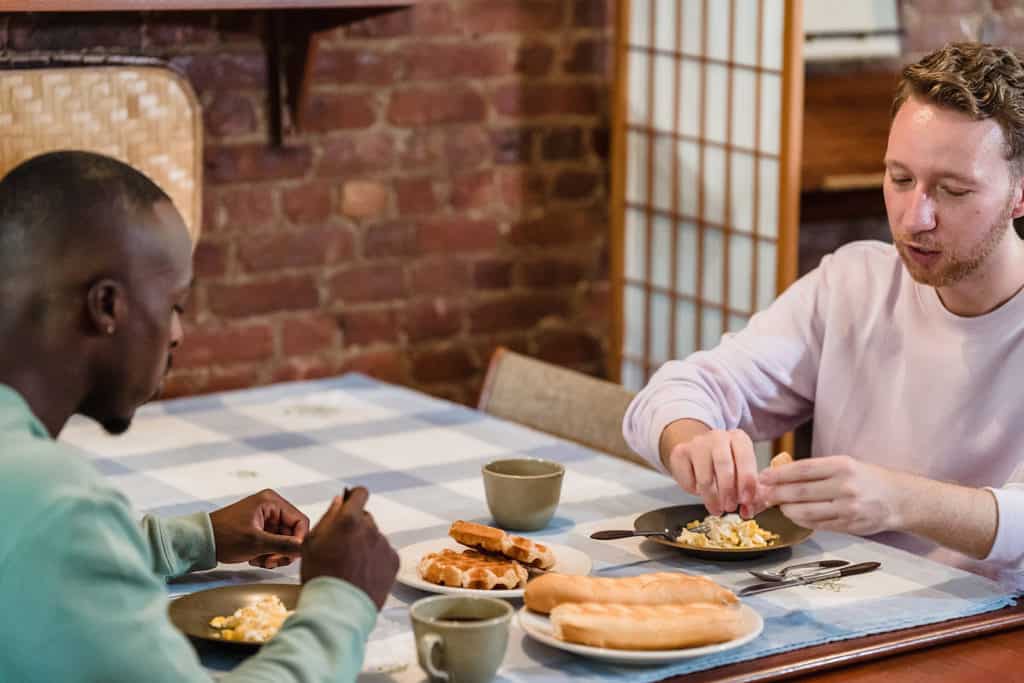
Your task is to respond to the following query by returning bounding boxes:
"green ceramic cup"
[410,595,513,683]
[482,458,565,531]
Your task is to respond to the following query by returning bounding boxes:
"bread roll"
[524,572,737,614]
[770,451,793,468]
[550,602,749,650]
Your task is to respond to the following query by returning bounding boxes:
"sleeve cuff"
[644,403,722,475]
[983,486,1024,566]
[148,511,217,574]
[298,576,378,638]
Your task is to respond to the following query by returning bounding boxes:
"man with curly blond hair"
[625,42,1024,589]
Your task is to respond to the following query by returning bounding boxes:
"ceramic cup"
[410,595,513,683]
[482,458,564,531]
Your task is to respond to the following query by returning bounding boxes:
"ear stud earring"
[105,325,114,334]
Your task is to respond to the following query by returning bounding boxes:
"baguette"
[550,602,749,650]
[524,571,737,614]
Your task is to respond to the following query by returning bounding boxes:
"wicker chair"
[0,57,203,243]
[477,348,652,469]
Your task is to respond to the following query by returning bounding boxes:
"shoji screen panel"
[612,0,803,397]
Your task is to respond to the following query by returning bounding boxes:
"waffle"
[418,549,529,590]
[449,520,556,569]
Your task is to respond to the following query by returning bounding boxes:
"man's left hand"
[209,489,310,568]
[758,455,908,535]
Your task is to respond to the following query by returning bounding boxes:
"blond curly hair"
[893,42,1024,176]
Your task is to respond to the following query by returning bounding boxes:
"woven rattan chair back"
[477,348,651,469]
[0,61,203,243]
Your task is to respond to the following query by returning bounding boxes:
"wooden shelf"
[0,1,418,145]
[0,1,411,10]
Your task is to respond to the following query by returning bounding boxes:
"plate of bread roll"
[397,521,592,598]
[519,572,762,664]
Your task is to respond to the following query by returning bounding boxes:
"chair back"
[0,58,203,243]
[478,348,651,469]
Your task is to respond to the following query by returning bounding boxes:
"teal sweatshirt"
[0,384,377,682]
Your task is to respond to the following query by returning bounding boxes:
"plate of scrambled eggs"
[633,504,811,560]
[169,583,299,647]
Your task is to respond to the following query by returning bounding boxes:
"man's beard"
[895,195,1013,287]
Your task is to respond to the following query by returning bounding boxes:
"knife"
[738,561,881,597]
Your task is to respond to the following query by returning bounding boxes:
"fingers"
[691,442,718,514]
[255,531,304,556]
[779,501,841,528]
[730,430,758,514]
[340,486,369,519]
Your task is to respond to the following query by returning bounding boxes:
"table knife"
[738,561,881,597]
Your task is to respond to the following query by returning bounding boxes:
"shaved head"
[0,151,193,437]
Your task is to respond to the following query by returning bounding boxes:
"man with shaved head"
[0,151,398,682]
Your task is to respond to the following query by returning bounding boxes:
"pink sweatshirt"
[623,241,1024,589]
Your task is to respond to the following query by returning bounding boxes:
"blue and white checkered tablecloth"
[60,374,1017,682]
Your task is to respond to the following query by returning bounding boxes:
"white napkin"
[361,607,415,674]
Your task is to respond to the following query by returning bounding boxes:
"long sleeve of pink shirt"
[623,240,1024,588]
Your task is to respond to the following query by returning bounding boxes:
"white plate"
[517,603,763,665]
[396,537,593,598]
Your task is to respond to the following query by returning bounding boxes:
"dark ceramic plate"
[168,583,300,648]
[634,504,812,560]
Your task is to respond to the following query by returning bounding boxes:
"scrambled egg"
[676,513,780,549]
[209,595,294,643]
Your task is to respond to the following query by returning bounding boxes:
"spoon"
[590,522,708,542]
[748,559,849,582]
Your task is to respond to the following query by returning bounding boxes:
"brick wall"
[3,0,614,405]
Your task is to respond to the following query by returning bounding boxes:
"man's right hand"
[300,486,399,610]
[663,425,761,518]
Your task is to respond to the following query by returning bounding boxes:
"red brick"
[395,177,439,214]
[171,52,266,93]
[404,43,513,80]
[215,11,265,42]
[388,87,487,126]
[418,218,501,253]
[498,168,546,207]
[282,182,333,225]
[204,91,258,138]
[363,221,418,258]
[444,126,492,171]
[329,265,406,303]
[462,1,565,33]
[509,209,604,246]
[409,259,471,294]
[472,336,530,370]
[535,327,603,366]
[553,169,600,199]
[283,315,338,355]
[473,259,514,289]
[492,128,536,164]
[311,48,402,85]
[410,0,460,35]
[206,366,264,394]
[272,357,340,384]
[161,369,204,399]
[492,83,600,118]
[542,127,585,160]
[337,309,400,345]
[175,323,274,368]
[208,276,319,317]
[581,281,611,328]
[564,38,609,75]
[573,0,613,28]
[339,348,407,383]
[193,240,228,278]
[451,170,497,211]
[302,92,377,131]
[400,129,445,170]
[10,14,142,51]
[343,7,414,38]
[411,346,476,383]
[519,258,587,287]
[238,226,353,271]
[205,186,276,233]
[516,42,555,76]
[592,126,611,160]
[341,180,391,219]
[404,299,463,342]
[146,13,217,46]
[205,144,313,184]
[470,293,570,333]
[319,132,396,176]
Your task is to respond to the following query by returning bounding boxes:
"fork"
[589,522,709,542]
